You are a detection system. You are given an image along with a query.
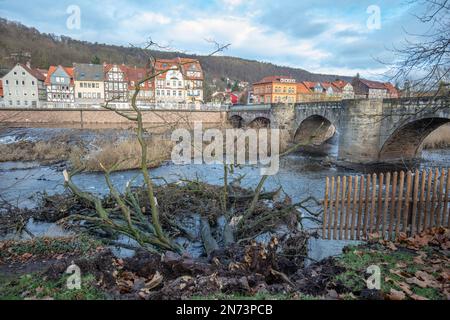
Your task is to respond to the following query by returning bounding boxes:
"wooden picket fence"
[322,168,450,241]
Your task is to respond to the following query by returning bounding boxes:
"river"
[1,128,450,261]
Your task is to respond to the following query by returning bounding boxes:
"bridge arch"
[248,117,271,129]
[229,115,244,128]
[293,115,337,145]
[379,117,450,162]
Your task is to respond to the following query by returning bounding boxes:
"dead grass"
[422,124,450,149]
[69,138,174,172]
[0,141,72,163]
[0,135,173,172]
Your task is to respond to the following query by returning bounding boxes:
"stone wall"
[0,108,227,129]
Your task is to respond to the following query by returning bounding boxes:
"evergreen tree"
[91,55,101,65]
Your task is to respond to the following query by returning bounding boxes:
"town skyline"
[0,0,431,79]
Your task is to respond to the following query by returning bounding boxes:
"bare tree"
[389,0,449,94]
[62,39,230,253]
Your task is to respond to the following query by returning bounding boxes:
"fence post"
[411,169,420,236]
[345,176,353,240]
[444,169,450,227]
[430,168,439,228]
[363,174,371,238]
[339,176,347,240]
[419,169,427,233]
[389,172,398,240]
[403,171,412,234]
[369,173,377,234]
[424,169,433,230]
[436,168,445,227]
[333,176,341,240]
[376,173,384,233]
[328,177,335,239]
[323,177,329,239]
[357,175,365,240]
[350,176,359,240]
[382,172,391,239]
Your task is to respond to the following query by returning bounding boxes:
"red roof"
[45,66,74,85]
[384,82,399,96]
[20,64,46,81]
[0,79,3,98]
[254,75,296,85]
[103,64,129,81]
[332,80,350,89]
[296,82,311,94]
[321,81,341,93]
[358,78,387,90]
[155,58,204,80]
[125,66,152,90]
[302,81,319,89]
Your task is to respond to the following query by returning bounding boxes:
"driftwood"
[200,217,219,256]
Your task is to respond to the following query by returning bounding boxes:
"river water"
[1,128,449,261]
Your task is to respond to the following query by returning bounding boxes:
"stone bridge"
[228,97,450,164]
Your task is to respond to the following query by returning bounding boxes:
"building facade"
[73,63,104,106]
[2,63,46,107]
[332,80,354,99]
[253,76,297,104]
[126,67,154,105]
[154,58,204,104]
[104,64,129,104]
[45,66,75,104]
[352,78,389,99]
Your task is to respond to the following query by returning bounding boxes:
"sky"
[0,0,430,79]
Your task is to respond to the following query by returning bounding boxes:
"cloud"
[0,0,429,79]
[220,0,245,9]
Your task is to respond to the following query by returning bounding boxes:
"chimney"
[26,60,31,68]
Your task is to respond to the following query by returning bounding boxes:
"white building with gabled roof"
[2,63,46,108]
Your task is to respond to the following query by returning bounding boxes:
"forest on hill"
[0,18,352,88]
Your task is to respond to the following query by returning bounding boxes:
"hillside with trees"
[0,18,351,87]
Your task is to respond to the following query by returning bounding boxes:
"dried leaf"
[406,277,428,288]
[410,294,429,300]
[145,271,163,290]
[386,242,397,251]
[387,288,406,300]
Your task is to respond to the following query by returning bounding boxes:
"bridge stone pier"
[228,97,450,164]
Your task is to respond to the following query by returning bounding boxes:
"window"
[31,81,35,85]
[78,93,82,98]
[25,100,28,105]
[14,71,17,75]
[16,80,19,85]
[22,72,25,76]
[96,83,99,88]
[9,101,12,106]
[166,90,170,96]
[22,81,25,85]
[5,80,9,85]
[173,90,176,96]
[17,100,20,105]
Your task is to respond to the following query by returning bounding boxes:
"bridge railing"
[229,104,272,112]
